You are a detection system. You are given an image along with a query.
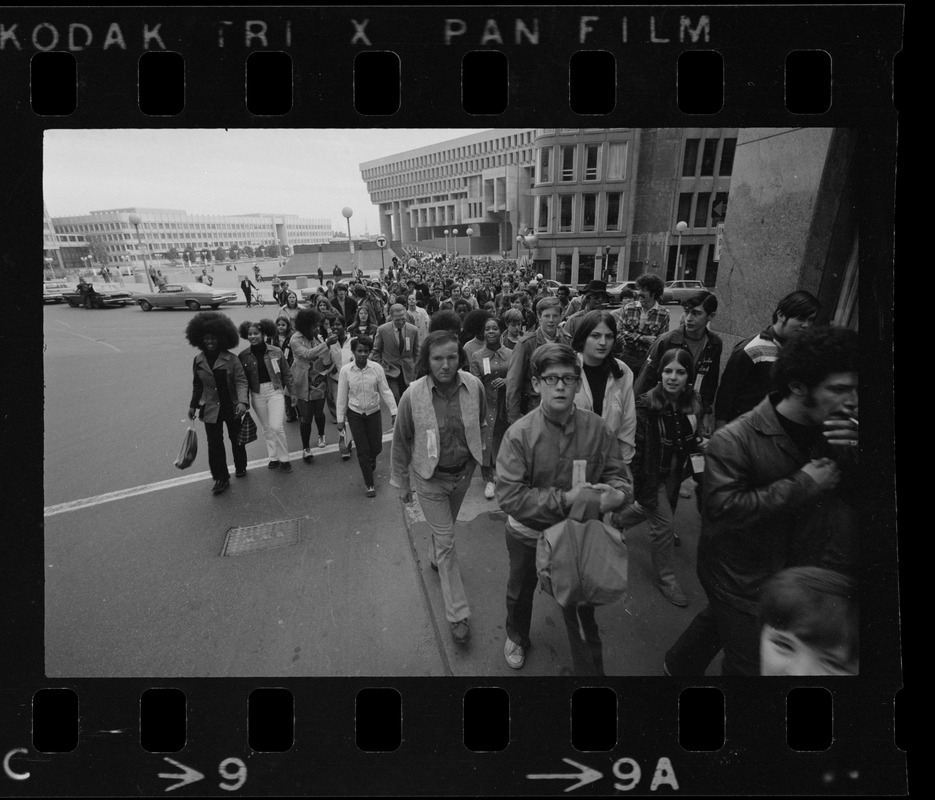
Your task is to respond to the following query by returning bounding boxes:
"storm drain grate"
[221,518,301,556]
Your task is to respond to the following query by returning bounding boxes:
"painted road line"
[44,432,394,517]
[49,328,122,353]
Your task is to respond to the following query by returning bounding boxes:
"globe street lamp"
[465,227,474,257]
[342,206,354,273]
[516,230,538,266]
[604,245,612,282]
[451,228,458,258]
[443,228,450,259]
[127,213,155,291]
[674,220,688,281]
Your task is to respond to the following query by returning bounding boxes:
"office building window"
[694,192,711,228]
[560,145,576,181]
[584,144,600,181]
[682,138,700,176]
[677,192,693,225]
[719,138,737,176]
[536,195,552,232]
[578,254,596,285]
[605,192,622,231]
[711,191,729,224]
[700,139,718,176]
[607,142,628,180]
[559,195,574,231]
[582,193,597,231]
[556,254,572,284]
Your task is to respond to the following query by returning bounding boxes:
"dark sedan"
[62,283,133,309]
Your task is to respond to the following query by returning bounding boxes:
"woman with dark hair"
[322,314,356,457]
[571,310,637,466]
[237,320,295,472]
[469,314,512,499]
[185,312,249,494]
[348,304,379,341]
[460,309,490,360]
[290,307,330,459]
[611,347,705,607]
[391,329,488,646]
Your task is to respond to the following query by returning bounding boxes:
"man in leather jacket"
[665,325,859,676]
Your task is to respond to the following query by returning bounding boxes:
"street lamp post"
[674,220,688,281]
[465,227,474,258]
[604,245,612,282]
[342,207,354,273]
[443,229,450,259]
[128,213,155,291]
[451,228,458,258]
[516,230,538,267]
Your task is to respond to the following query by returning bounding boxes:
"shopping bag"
[174,424,198,470]
[338,428,352,457]
[536,487,629,607]
[236,411,258,445]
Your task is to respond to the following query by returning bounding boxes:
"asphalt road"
[43,293,701,678]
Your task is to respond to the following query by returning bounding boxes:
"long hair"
[648,348,702,414]
[571,310,623,379]
[293,307,323,340]
[274,315,294,339]
[185,311,239,351]
[416,329,461,378]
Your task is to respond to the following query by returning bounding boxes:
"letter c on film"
[3,749,30,780]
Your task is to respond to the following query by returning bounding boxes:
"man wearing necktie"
[372,304,421,404]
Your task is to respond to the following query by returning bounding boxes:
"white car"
[664,280,707,303]
[43,280,70,303]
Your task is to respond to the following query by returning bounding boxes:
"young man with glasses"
[496,343,633,673]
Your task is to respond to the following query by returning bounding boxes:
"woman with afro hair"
[289,307,331,458]
[185,311,249,494]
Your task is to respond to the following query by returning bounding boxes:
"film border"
[2,4,904,796]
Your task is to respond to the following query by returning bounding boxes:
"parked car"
[664,280,707,303]
[43,280,70,304]
[61,283,133,309]
[131,283,239,311]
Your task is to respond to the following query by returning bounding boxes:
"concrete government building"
[47,208,331,272]
[359,127,738,288]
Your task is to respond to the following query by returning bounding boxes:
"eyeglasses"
[538,374,580,387]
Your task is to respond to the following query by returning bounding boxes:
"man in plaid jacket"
[613,273,671,374]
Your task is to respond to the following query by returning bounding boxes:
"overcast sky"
[43,128,489,233]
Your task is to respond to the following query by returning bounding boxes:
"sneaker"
[450,620,471,645]
[484,481,496,499]
[234,469,247,478]
[318,435,326,448]
[366,486,376,497]
[280,461,293,473]
[504,637,525,669]
[303,448,314,463]
[267,460,280,470]
[212,479,230,495]
[655,582,689,607]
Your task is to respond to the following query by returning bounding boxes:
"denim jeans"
[614,479,681,588]
[346,408,382,486]
[504,528,539,648]
[204,414,247,481]
[411,462,475,623]
[250,382,289,462]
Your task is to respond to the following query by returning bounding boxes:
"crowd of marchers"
[182,253,860,677]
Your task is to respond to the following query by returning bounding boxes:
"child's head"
[758,567,858,676]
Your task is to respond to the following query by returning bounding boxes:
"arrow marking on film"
[527,758,603,792]
[158,758,205,792]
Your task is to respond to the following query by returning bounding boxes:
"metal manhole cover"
[221,518,301,556]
